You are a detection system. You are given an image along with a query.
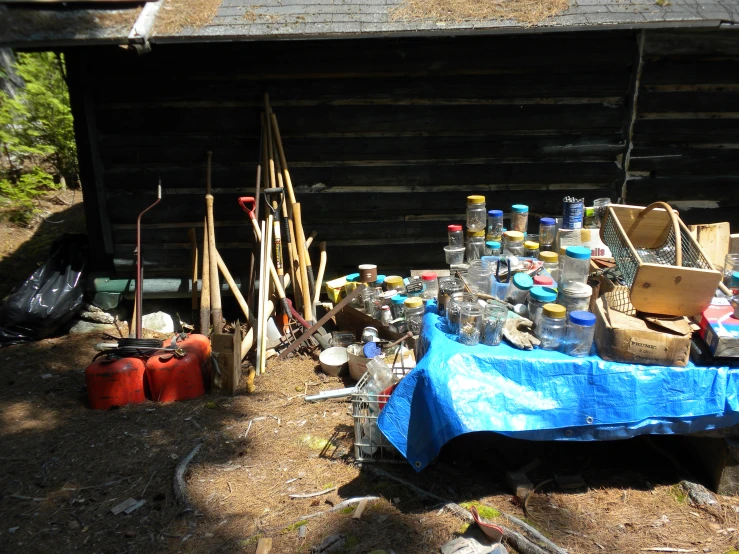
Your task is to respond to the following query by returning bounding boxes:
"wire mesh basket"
[352,371,407,464]
[600,202,721,316]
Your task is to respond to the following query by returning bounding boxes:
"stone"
[681,480,719,507]
[142,312,174,334]
[69,320,115,335]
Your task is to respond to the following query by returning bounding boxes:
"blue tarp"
[378,308,739,471]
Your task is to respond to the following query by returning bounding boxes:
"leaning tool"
[200,218,211,334]
[187,228,199,329]
[206,194,223,334]
[263,187,285,290]
[133,181,162,339]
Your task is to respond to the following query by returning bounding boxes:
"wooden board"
[631,263,722,317]
[211,324,241,395]
[731,234,739,254]
[689,222,730,269]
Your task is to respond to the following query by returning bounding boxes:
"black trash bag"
[0,234,88,345]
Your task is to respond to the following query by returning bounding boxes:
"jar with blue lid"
[486,209,504,241]
[505,272,533,305]
[485,241,502,256]
[390,294,407,319]
[511,204,529,234]
[527,286,558,330]
[539,217,556,249]
[564,310,596,357]
[561,246,591,288]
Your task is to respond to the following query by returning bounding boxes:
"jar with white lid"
[466,195,487,232]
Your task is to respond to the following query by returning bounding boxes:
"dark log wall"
[65,28,737,280]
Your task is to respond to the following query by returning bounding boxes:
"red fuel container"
[146,334,209,403]
[85,357,147,410]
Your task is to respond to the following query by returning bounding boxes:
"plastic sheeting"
[378,308,739,472]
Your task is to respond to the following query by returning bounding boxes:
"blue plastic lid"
[391,295,407,305]
[512,204,529,213]
[529,286,558,303]
[486,241,501,248]
[488,209,503,217]
[566,246,591,260]
[512,272,533,290]
[376,275,386,284]
[363,342,382,358]
[569,311,596,327]
[540,217,555,226]
[346,273,360,282]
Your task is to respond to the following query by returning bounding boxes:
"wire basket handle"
[629,202,682,267]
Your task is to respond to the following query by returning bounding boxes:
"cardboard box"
[696,298,739,358]
[594,295,691,367]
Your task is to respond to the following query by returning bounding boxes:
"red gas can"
[146,334,209,403]
[85,357,147,410]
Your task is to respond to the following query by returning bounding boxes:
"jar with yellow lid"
[536,303,567,351]
[466,195,487,232]
[539,250,559,283]
[524,241,540,258]
[503,230,525,256]
[384,275,405,293]
[404,296,425,335]
[466,229,485,262]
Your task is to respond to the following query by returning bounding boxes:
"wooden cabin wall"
[626,29,739,225]
[67,29,739,280]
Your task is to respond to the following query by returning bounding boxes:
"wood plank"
[640,60,739,86]
[211,326,241,395]
[731,234,739,254]
[689,222,730,268]
[631,263,721,317]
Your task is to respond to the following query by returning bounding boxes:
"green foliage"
[459,501,501,520]
[0,51,75,225]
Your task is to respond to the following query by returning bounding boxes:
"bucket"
[319,347,349,377]
[347,343,370,381]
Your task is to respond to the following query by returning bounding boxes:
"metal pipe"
[135,181,162,339]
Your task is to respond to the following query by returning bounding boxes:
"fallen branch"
[641,549,698,553]
[299,496,380,521]
[362,465,565,554]
[174,441,203,512]
[289,486,336,499]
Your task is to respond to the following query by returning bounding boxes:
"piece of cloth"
[378,309,739,472]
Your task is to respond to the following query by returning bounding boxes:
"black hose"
[91,338,167,362]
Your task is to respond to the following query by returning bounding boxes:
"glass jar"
[362,287,382,319]
[447,292,478,333]
[524,241,540,258]
[724,253,739,292]
[485,241,502,256]
[466,195,487,232]
[380,290,398,307]
[421,271,439,300]
[533,275,555,288]
[505,272,533,305]
[558,281,593,315]
[380,305,393,326]
[593,198,611,228]
[404,297,425,335]
[444,245,465,265]
[448,224,464,247]
[536,303,567,351]
[384,275,405,294]
[583,207,596,228]
[527,286,558,331]
[539,251,559,283]
[467,260,492,295]
[466,230,486,262]
[486,209,504,242]
[561,246,591,288]
[390,294,407,319]
[511,204,529,234]
[438,277,465,316]
[482,301,508,346]
[458,303,483,346]
[539,217,556,249]
[503,230,525,257]
[564,310,596,357]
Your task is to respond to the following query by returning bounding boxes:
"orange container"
[146,334,209,402]
[85,357,147,410]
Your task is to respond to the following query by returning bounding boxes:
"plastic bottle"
[564,311,596,357]
[485,241,502,256]
[466,195,487,232]
[421,271,439,299]
[503,230,525,256]
[527,286,558,330]
[561,246,591,288]
[505,272,533,305]
[390,294,407,319]
[486,209,504,241]
[524,241,540,258]
[448,224,464,247]
[511,204,529,233]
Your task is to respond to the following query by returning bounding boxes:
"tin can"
[361,326,379,343]
[562,197,584,230]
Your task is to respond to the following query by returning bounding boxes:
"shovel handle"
[238,196,256,219]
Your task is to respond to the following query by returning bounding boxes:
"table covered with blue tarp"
[378,308,739,471]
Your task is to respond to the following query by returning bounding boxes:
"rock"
[79,310,115,324]
[681,480,719,507]
[69,320,115,335]
[312,533,346,553]
[142,312,174,334]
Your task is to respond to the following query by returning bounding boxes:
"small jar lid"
[511,204,529,213]
[512,273,533,291]
[488,209,503,217]
[421,271,437,281]
[533,275,554,286]
[467,230,486,237]
[529,286,558,303]
[569,310,596,326]
[391,294,407,305]
[467,195,486,205]
[562,281,593,297]
[543,303,567,318]
[539,251,558,263]
[448,224,463,232]
[381,305,391,311]
[732,271,739,280]
[380,290,398,301]
[404,297,424,308]
[540,217,555,226]
[566,246,591,260]
[346,273,360,282]
[504,230,524,241]
[384,275,403,285]
[375,275,386,284]
[486,241,501,249]
[524,241,540,250]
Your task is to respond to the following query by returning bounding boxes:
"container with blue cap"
[487,209,504,241]
[505,272,534,305]
[511,204,529,234]
[561,245,591,288]
[390,294,408,319]
[564,310,596,357]
[539,217,556,249]
[344,272,363,308]
[527,286,558,330]
[485,241,502,256]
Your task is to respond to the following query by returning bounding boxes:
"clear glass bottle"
[485,241,502,256]
[539,251,559,283]
[561,246,591,288]
[448,224,464,247]
[503,231,525,256]
[505,272,533,305]
[362,287,382,319]
[438,277,465,317]
[583,207,596,228]
[447,292,478,333]
[527,286,558,331]
[390,294,407,319]
[466,230,486,262]
[404,297,425,335]
[564,310,596,357]
[536,303,567,351]
[466,195,487,232]
[593,198,611,228]
[524,241,540,258]
[482,301,508,346]
[458,303,483,346]
[511,204,529,234]
[421,271,439,299]
[380,305,393,326]
[444,245,465,265]
[539,217,556,249]
[557,281,593,315]
[486,209,504,241]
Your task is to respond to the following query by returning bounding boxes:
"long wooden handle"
[215,248,254,327]
[188,228,198,312]
[260,214,274,374]
[292,203,313,322]
[313,241,327,306]
[206,194,223,333]
[206,151,212,195]
[200,218,211,334]
[270,112,297,205]
[631,201,682,267]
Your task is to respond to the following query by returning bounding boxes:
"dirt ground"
[2,191,739,554]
